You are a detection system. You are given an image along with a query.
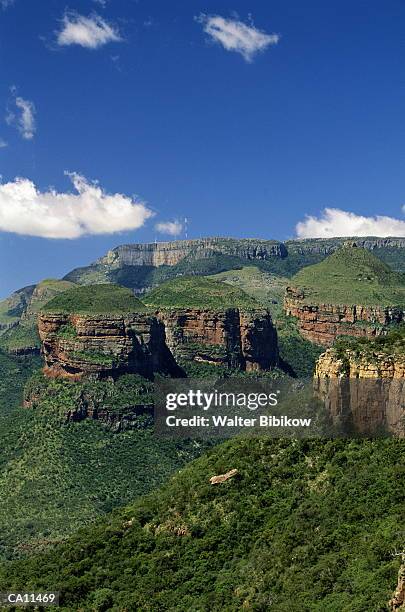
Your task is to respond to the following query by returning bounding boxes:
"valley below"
[0,236,404,610]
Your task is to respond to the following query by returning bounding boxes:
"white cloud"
[57,12,121,49]
[155,220,183,237]
[15,97,36,140]
[296,208,405,239]
[1,0,15,9]
[6,93,36,140]
[0,138,7,148]
[196,14,280,62]
[93,0,107,7]
[0,173,153,239]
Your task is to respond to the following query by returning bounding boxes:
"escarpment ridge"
[62,235,405,290]
[97,237,287,268]
[95,236,405,268]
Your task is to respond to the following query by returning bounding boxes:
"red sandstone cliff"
[38,311,179,380]
[284,286,403,346]
[155,307,278,371]
[39,306,279,379]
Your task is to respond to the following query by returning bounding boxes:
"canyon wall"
[39,307,279,379]
[38,312,179,380]
[156,307,278,371]
[314,349,405,436]
[284,287,404,346]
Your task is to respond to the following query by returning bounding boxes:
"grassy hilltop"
[291,245,405,306]
[143,276,259,309]
[43,284,149,315]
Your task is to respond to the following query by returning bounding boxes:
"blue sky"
[0,0,404,296]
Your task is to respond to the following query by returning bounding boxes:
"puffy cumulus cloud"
[0,173,153,239]
[296,208,405,239]
[155,220,183,237]
[57,12,121,49]
[196,14,280,62]
[7,94,36,140]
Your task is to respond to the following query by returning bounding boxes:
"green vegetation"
[333,324,405,360]
[1,239,404,610]
[178,358,285,380]
[0,279,77,353]
[291,246,405,306]
[150,254,250,284]
[375,246,405,273]
[25,372,155,415]
[0,350,41,416]
[144,276,259,309]
[61,239,405,300]
[285,237,405,273]
[64,255,252,291]
[27,279,77,314]
[43,284,149,314]
[56,322,77,339]
[64,251,333,295]
[0,324,40,353]
[210,266,289,319]
[1,436,403,611]
[0,369,211,560]
[276,313,324,377]
[70,349,116,366]
[62,264,111,286]
[0,286,35,331]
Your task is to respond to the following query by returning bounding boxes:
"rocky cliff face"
[39,306,279,378]
[97,237,405,268]
[38,312,179,380]
[389,563,405,610]
[64,403,154,432]
[284,287,404,346]
[155,307,278,371]
[286,237,405,255]
[314,349,405,436]
[97,237,287,268]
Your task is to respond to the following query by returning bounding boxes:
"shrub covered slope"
[1,436,403,611]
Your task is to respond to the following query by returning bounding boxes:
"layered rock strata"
[155,308,278,371]
[314,349,405,436]
[38,312,179,380]
[39,305,279,379]
[97,238,287,268]
[285,237,405,256]
[97,237,405,269]
[284,287,404,346]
